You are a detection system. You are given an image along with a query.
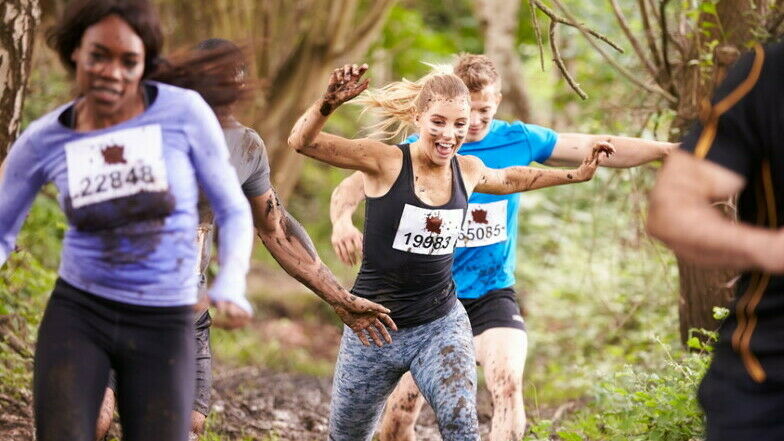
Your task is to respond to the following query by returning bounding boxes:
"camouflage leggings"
[328,302,479,441]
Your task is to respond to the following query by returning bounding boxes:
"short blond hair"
[355,73,469,141]
[453,53,501,93]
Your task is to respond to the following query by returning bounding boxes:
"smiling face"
[71,14,146,118]
[416,96,470,166]
[466,83,501,143]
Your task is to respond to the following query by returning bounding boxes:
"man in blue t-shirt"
[330,54,676,441]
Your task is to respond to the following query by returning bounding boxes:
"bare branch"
[549,21,588,100]
[637,0,663,67]
[328,0,360,57]
[351,0,396,46]
[659,0,676,93]
[340,1,395,62]
[529,0,546,71]
[550,0,677,103]
[608,0,659,78]
[532,0,625,53]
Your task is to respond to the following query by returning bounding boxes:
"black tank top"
[352,144,468,328]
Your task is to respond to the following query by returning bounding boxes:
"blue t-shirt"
[0,82,254,312]
[407,120,557,298]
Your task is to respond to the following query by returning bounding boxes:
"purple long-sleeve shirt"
[0,82,253,312]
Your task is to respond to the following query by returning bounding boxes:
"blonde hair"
[355,71,469,141]
[453,53,501,93]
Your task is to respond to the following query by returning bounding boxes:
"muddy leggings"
[33,278,195,441]
[329,302,479,441]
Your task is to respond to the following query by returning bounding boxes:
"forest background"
[1,0,782,440]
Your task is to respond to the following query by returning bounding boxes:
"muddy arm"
[250,189,397,346]
[464,142,614,195]
[288,64,397,173]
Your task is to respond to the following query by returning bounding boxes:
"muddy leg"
[379,372,427,441]
[474,328,527,441]
[409,304,479,441]
[95,388,115,440]
[329,326,406,441]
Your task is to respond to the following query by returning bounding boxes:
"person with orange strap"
[648,41,784,441]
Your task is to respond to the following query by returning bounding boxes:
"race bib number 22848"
[65,124,169,209]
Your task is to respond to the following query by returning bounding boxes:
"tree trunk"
[157,0,394,200]
[473,0,533,123]
[0,0,40,163]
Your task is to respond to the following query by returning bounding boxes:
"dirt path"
[210,365,495,441]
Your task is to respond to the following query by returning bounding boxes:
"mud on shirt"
[0,82,253,310]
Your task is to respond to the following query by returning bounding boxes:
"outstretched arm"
[647,150,784,273]
[464,142,614,195]
[547,133,675,168]
[0,136,47,268]
[330,171,365,266]
[288,64,399,173]
[250,188,397,346]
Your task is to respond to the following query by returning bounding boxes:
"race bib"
[65,124,169,209]
[392,204,464,255]
[457,200,508,248]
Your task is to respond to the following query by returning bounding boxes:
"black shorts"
[699,356,784,441]
[459,287,526,336]
[107,310,213,416]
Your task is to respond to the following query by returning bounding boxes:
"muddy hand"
[334,295,397,347]
[320,63,370,115]
[589,141,615,163]
[331,222,364,266]
[577,141,615,181]
[212,300,251,330]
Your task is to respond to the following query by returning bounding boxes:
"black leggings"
[34,278,195,441]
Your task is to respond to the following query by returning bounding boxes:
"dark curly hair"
[47,0,163,78]
[46,1,251,109]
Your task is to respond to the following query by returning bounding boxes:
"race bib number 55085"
[65,124,169,209]
[458,200,508,248]
[392,204,464,255]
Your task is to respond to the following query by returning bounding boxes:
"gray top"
[197,123,271,281]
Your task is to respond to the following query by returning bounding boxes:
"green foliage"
[0,196,63,397]
[210,326,333,377]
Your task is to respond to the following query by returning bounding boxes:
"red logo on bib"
[471,208,488,224]
[101,144,127,165]
[425,214,443,234]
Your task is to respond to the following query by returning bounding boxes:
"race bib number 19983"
[65,124,169,209]
[392,204,464,255]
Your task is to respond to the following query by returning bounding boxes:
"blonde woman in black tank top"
[288,64,614,441]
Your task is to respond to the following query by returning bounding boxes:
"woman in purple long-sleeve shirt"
[0,1,253,439]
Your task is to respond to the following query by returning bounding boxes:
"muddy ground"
[209,365,495,441]
[0,263,512,440]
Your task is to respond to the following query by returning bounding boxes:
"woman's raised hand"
[320,64,370,115]
[576,141,615,181]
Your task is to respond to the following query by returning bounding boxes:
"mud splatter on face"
[101,144,127,164]
[470,208,488,224]
[425,214,443,234]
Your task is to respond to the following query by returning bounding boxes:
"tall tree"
[157,0,394,199]
[536,0,782,344]
[473,0,532,122]
[0,0,41,163]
